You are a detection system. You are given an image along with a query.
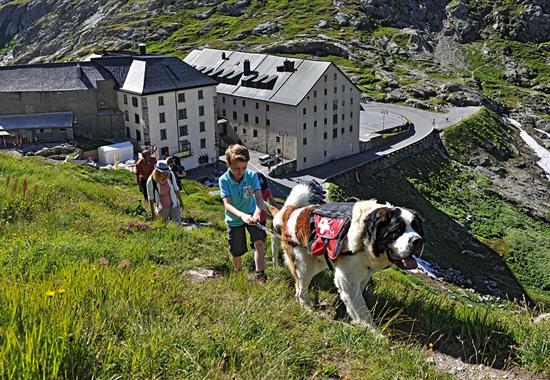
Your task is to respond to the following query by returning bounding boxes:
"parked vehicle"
[259,154,279,166]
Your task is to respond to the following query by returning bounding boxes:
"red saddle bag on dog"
[308,203,353,261]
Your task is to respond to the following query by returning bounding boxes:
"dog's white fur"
[272,184,421,327]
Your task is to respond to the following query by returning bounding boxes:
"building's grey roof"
[184,48,356,106]
[92,55,218,95]
[0,62,111,92]
[0,112,73,130]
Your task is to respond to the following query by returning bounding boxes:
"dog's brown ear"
[363,207,392,255]
[266,203,280,218]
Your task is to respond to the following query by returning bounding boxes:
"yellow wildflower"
[57,288,66,294]
[46,290,56,297]
[428,343,434,349]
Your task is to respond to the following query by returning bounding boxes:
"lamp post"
[381,109,388,132]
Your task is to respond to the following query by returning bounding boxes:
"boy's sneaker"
[255,271,267,283]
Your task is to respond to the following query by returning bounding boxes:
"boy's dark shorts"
[227,224,267,257]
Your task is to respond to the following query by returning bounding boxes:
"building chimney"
[243,59,251,75]
[138,43,147,55]
[222,52,227,60]
[75,63,82,79]
[283,59,294,72]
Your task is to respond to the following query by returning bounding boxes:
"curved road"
[255,103,481,198]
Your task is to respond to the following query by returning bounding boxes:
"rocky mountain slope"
[1,0,550,128]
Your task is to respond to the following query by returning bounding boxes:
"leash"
[255,223,282,239]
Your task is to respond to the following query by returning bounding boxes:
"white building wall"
[118,91,145,144]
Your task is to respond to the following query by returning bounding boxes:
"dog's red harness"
[308,203,354,267]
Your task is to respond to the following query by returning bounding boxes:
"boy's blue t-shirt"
[219,168,261,227]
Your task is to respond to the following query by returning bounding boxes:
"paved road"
[252,103,481,199]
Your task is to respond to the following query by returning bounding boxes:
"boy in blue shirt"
[219,144,268,282]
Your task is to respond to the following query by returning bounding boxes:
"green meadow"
[0,139,548,378]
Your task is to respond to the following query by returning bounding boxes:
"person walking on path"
[135,150,157,202]
[167,156,187,193]
[146,160,183,223]
[219,144,268,282]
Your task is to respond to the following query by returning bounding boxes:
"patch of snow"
[535,128,550,139]
[507,118,550,179]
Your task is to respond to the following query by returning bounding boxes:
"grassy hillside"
[1,151,549,378]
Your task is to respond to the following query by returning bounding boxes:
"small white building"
[184,48,361,171]
[92,51,218,170]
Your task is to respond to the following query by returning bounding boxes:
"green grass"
[1,151,549,378]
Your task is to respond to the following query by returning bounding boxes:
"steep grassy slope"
[1,152,549,378]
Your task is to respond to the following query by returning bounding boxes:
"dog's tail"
[285,181,325,207]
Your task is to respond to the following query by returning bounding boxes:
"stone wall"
[329,129,441,186]
[269,159,297,177]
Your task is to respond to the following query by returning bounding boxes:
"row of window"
[224,110,354,128]
[232,124,353,142]
[126,127,208,151]
[122,91,205,107]
[159,122,207,140]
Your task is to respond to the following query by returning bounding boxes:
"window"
[160,129,167,140]
[303,123,307,130]
[350,112,353,118]
[324,88,327,96]
[255,116,259,124]
[242,100,246,107]
[134,114,140,124]
[350,98,354,105]
[324,150,327,156]
[314,90,317,98]
[276,136,280,143]
[233,111,237,120]
[303,108,306,115]
[341,127,345,134]
[333,128,337,138]
[199,106,204,116]
[126,127,130,137]
[178,109,187,120]
[277,148,281,154]
[342,85,345,92]
[303,157,307,163]
[136,129,141,141]
[159,112,166,123]
[303,137,307,145]
[180,125,188,136]
[349,125,353,132]
[253,129,258,137]
[342,99,345,106]
[314,105,317,112]
[178,93,186,103]
[199,121,205,132]
[244,113,249,122]
[266,119,270,126]
[233,98,236,105]
[198,90,203,100]
[255,102,259,109]
[342,113,345,121]
[333,114,338,124]
[334,87,337,94]
[324,118,327,125]
[158,96,164,106]
[234,126,237,132]
[179,140,192,157]
[314,120,317,127]
[334,73,337,80]
[243,128,247,135]
[161,147,169,157]
[222,109,226,117]
[123,94,128,104]
[323,132,327,140]
[222,96,225,103]
[266,104,270,112]
[324,75,327,82]
[132,97,138,107]
[124,110,129,121]
[324,103,327,110]
[333,102,338,111]
[200,138,206,149]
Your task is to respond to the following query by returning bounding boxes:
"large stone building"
[184,48,361,171]
[0,62,124,140]
[91,52,218,170]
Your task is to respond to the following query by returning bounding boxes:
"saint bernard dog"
[269,182,424,327]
